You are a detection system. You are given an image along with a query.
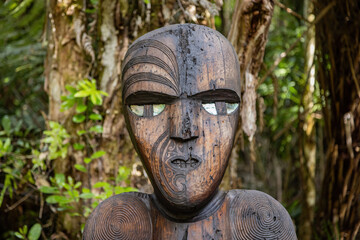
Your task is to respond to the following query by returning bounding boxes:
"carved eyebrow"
[122,55,177,81]
[122,72,180,98]
[191,89,240,103]
[124,39,179,78]
[122,39,181,98]
[125,91,177,105]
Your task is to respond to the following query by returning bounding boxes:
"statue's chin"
[157,186,217,213]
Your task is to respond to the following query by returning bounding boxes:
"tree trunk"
[298,0,316,238]
[315,0,360,239]
[226,0,274,188]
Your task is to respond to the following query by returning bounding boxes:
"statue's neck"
[149,190,226,223]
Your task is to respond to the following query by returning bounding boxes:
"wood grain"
[83,193,152,240]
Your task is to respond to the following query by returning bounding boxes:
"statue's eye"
[129,105,144,117]
[129,104,166,117]
[202,102,239,115]
[226,103,239,114]
[153,104,165,116]
[202,103,217,115]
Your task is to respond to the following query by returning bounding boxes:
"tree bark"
[225,0,274,188]
[315,0,360,239]
[298,0,316,238]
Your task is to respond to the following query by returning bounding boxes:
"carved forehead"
[122,24,241,100]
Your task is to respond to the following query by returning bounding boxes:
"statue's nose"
[170,99,199,141]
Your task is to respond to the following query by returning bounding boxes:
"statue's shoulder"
[226,189,297,240]
[83,192,152,240]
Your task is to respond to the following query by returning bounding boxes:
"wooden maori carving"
[83,24,297,240]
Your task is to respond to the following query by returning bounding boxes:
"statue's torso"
[83,190,297,240]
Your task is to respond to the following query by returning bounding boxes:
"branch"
[5,189,35,212]
[274,0,309,23]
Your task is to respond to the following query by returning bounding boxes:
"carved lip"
[169,156,201,170]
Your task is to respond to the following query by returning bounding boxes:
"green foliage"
[15,223,41,240]
[42,122,70,160]
[61,79,108,113]
[0,0,47,129]
[0,68,133,238]
[0,115,38,207]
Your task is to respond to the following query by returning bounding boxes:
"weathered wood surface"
[83,190,296,239]
[83,24,297,239]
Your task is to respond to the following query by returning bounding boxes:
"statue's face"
[122,24,241,212]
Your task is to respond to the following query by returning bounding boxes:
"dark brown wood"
[83,24,297,239]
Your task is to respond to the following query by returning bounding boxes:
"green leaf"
[99,91,109,97]
[72,114,86,123]
[117,166,131,182]
[65,85,77,93]
[74,90,90,98]
[93,182,109,188]
[55,173,65,186]
[74,182,82,189]
[76,104,87,113]
[28,223,42,240]
[1,116,11,134]
[48,121,58,129]
[22,225,28,235]
[80,193,94,199]
[77,130,86,136]
[68,176,74,186]
[46,195,69,204]
[61,98,76,111]
[73,143,84,150]
[89,113,102,121]
[39,186,59,194]
[91,150,106,159]
[90,93,102,105]
[89,125,103,133]
[74,164,87,173]
[84,157,92,164]
[115,186,138,194]
[14,232,24,239]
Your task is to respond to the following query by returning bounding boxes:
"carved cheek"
[186,112,237,202]
[127,107,170,172]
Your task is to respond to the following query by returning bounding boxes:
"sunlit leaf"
[89,125,103,133]
[84,158,92,164]
[80,193,94,199]
[89,113,102,121]
[77,130,86,136]
[76,104,87,113]
[91,150,106,159]
[1,116,11,134]
[73,143,84,150]
[74,164,87,173]
[72,114,85,123]
[28,223,41,240]
[39,186,59,194]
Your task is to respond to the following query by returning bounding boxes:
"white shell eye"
[129,105,144,116]
[226,103,239,114]
[202,103,217,115]
[153,104,165,116]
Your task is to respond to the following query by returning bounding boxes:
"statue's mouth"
[170,156,201,170]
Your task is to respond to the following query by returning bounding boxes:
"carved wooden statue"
[83,24,297,239]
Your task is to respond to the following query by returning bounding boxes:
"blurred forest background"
[0,0,359,239]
